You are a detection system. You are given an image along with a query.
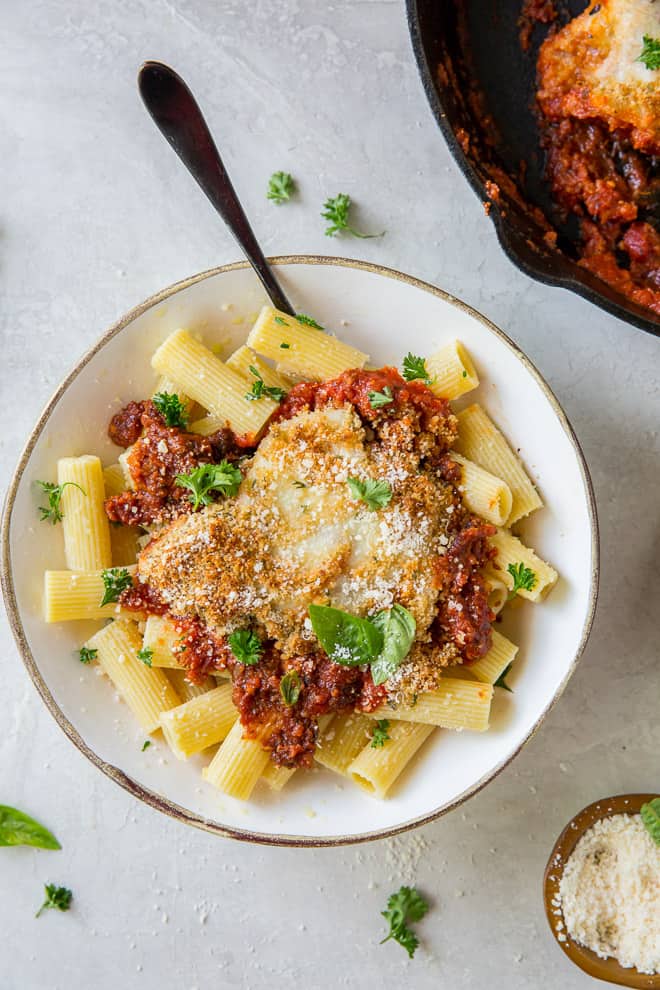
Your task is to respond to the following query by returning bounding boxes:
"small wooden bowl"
[544,794,660,988]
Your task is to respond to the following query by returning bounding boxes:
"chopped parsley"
[36,481,85,525]
[137,647,153,667]
[274,316,289,326]
[401,353,433,385]
[367,386,394,409]
[637,35,660,71]
[267,171,295,204]
[640,798,660,846]
[506,562,537,600]
[347,477,392,511]
[245,365,287,403]
[370,719,391,748]
[493,662,514,693]
[279,342,291,349]
[152,391,188,428]
[228,628,263,666]
[296,313,324,331]
[100,567,133,607]
[176,461,242,510]
[36,884,72,919]
[321,193,384,239]
[78,647,97,665]
[141,740,151,752]
[380,886,429,958]
[279,670,302,706]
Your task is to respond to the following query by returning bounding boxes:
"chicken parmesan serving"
[41,307,557,800]
[535,0,660,313]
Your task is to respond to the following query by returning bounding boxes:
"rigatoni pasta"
[453,403,543,525]
[39,312,558,804]
[58,455,112,571]
[85,619,180,733]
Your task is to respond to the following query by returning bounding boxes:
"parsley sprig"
[368,386,394,409]
[141,740,151,752]
[78,647,97,665]
[380,886,429,958]
[228,629,263,666]
[347,477,392,511]
[402,353,433,385]
[245,365,287,403]
[36,481,85,525]
[176,461,242,510]
[637,35,660,71]
[36,884,72,919]
[370,719,391,748]
[506,562,537,600]
[322,193,384,239]
[100,568,133,607]
[152,391,188,428]
[137,647,153,667]
[267,171,295,204]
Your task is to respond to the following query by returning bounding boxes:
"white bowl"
[1,257,599,845]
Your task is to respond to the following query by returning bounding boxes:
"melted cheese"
[537,0,660,152]
[137,405,455,659]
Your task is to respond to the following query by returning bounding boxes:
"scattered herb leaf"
[100,567,133,607]
[141,740,151,752]
[176,461,242,510]
[493,662,514,693]
[368,386,394,409]
[78,647,97,665]
[380,886,429,958]
[640,798,660,846]
[637,35,660,71]
[36,481,85,525]
[370,719,391,748]
[402,353,432,385]
[506,562,537,600]
[152,391,188,428]
[321,193,384,239]
[0,806,61,850]
[370,605,416,686]
[308,604,383,667]
[245,365,287,403]
[36,884,72,919]
[280,671,302,706]
[296,313,325,331]
[228,629,263,666]
[279,342,291,349]
[267,171,295,204]
[347,477,392,511]
[274,316,289,326]
[292,481,307,489]
[137,647,153,667]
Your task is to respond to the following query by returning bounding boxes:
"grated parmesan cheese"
[558,813,660,974]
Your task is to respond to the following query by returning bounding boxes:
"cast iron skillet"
[407,0,660,337]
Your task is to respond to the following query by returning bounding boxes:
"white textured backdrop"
[2,2,659,988]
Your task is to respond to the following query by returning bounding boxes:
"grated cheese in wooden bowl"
[558,813,660,975]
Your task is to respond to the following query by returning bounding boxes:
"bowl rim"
[0,254,600,846]
[543,793,660,987]
[405,0,660,338]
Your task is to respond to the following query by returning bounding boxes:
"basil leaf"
[641,798,660,846]
[0,805,61,850]
[308,604,383,666]
[370,605,416,686]
[280,671,302,706]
